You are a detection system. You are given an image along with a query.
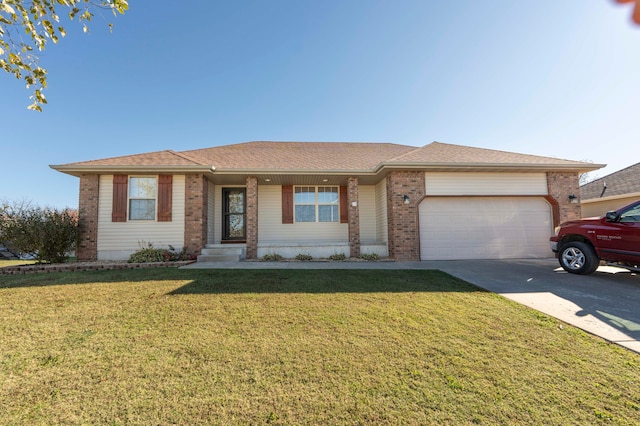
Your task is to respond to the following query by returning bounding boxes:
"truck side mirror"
[605,211,619,222]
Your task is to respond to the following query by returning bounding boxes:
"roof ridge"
[384,142,436,163]
[169,150,210,166]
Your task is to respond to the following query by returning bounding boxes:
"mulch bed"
[0,261,195,275]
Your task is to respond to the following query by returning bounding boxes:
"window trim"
[128,176,158,221]
[293,185,340,223]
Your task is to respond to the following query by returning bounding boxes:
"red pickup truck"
[550,200,640,274]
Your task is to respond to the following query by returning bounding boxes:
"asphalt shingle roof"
[181,141,415,170]
[52,141,599,173]
[581,162,640,200]
[386,142,588,166]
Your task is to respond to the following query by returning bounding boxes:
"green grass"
[1,268,639,425]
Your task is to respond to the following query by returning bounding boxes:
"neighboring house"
[580,162,640,218]
[51,141,601,262]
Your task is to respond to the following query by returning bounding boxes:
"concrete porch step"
[197,254,243,262]
[197,244,246,262]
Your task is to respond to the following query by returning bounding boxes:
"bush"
[329,253,346,261]
[128,243,195,263]
[295,253,313,261]
[360,253,380,261]
[0,201,78,264]
[261,253,283,261]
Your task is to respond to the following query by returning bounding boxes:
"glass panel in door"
[223,189,246,241]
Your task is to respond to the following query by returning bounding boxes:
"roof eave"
[212,168,378,175]
[377,162,606,173]
[581,191,640,204]
[50,164,215,177]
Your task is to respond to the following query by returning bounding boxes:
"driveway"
[423,258,640,354]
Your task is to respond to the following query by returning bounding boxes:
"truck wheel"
[559,241,600,275]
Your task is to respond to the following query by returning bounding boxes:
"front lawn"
[1,269,638,424]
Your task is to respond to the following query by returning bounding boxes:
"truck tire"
[559,241,600,275]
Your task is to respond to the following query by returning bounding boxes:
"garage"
[419,196,553,260]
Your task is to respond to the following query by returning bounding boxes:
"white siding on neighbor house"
[207,182,215,244]
[375,178,388,243]
[258,185,348,243]
[425,172,548,195]
[97,174,185,260]
[358,185,377,244]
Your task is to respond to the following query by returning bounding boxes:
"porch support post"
[348,176,360,258]
[246,176,259,259]
[184,174,208,255]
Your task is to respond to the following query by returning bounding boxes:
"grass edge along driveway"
[1,268,639,425]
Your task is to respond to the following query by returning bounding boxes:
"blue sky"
[2,0,640,209]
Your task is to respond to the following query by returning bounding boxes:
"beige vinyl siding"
[581,196,640,218]
[207,182,215,244]
[425,172,548,195]
[258,185,348,243]
[358,185,377,244]
[97,174,185,260]
[375,178,388,243]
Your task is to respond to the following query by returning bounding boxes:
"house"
[580,162,640,218]
[50,141,601,262]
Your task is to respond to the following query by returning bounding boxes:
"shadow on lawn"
[167,269,485,295]
[0,268,484,294]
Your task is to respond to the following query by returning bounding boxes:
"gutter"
[374,162,606,174]
[49,164,216,177]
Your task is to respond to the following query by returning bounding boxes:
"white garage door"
[419,197,553,260]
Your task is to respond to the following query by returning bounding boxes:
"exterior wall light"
[568,194,578,204]
[403,195,410,204]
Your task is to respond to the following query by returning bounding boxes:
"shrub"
[329,253,346,261]
[261,253,283,261]
[0,201,78,264]
[128,243,195,263]
[295,253,313,261]
[360,253,380,261]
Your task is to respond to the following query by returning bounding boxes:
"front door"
[222,188,246,241]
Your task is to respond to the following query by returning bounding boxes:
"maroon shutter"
[339,186,348,224]
[157,175,172,222]
[112,175,128,222]
[282,185,293,224]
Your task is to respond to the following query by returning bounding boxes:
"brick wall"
[546,171,581,223]
[246,176,258,259]
[184,174,208,255]
[347,176,361,257]
[386,171,425,261]
[77,174,99,261]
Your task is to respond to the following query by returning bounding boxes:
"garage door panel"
[419,197,552,260]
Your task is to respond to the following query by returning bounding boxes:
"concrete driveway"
[423,258,640,354]
[184,258,640,353]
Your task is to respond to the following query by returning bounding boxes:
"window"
[129,177,157,220]
[294,186,339,222]
[620,204,640,223]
